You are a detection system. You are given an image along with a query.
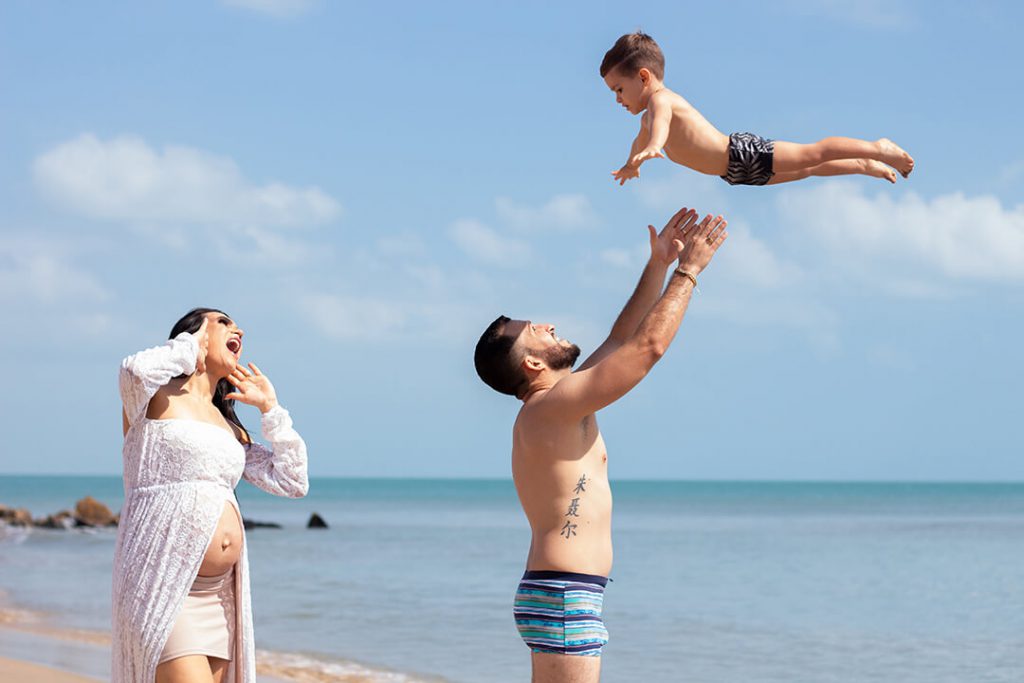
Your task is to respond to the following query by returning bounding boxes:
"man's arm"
[577,208,698,372]
[540,213,728,421]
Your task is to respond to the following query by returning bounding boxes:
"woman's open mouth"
[226,337,242,357]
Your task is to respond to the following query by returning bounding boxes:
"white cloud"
[998,159,1024,188]
[221,0,314,17]
[699,288,842,355]
[631,169,730,214]
[0,238,109,304]
[449,219,531,267]
[599,248,636,269]
[777,181,1024,283]
[222,226,324,267]
[297,292,408,342]
[495,194,597,232]
[33,134,341,230]
[713,223,805,289]
[784,0,912,30]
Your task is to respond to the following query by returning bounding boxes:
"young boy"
[601,32,914,186]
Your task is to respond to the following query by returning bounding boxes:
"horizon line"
[1,473,1022,486]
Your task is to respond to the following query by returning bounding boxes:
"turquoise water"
[1,476,1022,682]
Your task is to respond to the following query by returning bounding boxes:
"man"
[474,207,727,683]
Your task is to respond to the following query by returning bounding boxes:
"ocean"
[1,476,1022,682]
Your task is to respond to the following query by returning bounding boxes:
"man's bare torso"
[642,89,731,176]
[512,400,613,576]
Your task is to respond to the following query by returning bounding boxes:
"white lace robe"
[112,332,309,683]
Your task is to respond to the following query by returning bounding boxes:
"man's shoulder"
[516,389,593,428]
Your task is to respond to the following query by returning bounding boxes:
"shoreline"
[0,601,440,683]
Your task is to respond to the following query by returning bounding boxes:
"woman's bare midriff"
[198,502,243,576]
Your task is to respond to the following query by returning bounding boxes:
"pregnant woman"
[112,308,309,683]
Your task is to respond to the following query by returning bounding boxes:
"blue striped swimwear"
[513,570,609,657]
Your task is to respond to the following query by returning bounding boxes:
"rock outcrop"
[0,505,32,526]
[36,510,75,529]
[242,518,282,530]
[306,513,328,529]
[74,496,118,527]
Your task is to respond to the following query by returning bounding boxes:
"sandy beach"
[0,608,409,683]
[0,657,101,683]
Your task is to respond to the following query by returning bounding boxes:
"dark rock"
[36,510,74,529]
[306,513,328,529]
[74,496,117,527]
[242,518,282,530]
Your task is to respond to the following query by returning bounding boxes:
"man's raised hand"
[675,214,728,275]
[648,207,699,268]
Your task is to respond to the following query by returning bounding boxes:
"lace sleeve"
[119,333,199,427]
[242,404,309,498]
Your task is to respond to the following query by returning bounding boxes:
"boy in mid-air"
[602,32,914,187]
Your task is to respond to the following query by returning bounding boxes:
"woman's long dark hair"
[170,307,250,445]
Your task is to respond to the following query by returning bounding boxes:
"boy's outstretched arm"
[630,91,671,168]
[612,131,646,185]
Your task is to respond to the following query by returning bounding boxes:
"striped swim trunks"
[513,570,609,657]
[720,132,775,186]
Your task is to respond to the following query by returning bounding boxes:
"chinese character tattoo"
[562,474,587,540]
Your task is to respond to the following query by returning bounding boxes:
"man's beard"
[541,341,581,371]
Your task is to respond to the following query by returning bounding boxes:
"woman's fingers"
[248,363,263,376]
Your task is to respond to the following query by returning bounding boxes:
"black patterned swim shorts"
[720,132,775,186]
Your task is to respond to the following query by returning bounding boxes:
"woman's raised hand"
[195,318,210,374]
[225,363,279,414]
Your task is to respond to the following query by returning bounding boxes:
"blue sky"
[1,1,1021,480]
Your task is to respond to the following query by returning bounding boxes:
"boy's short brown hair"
[600,32,665,81]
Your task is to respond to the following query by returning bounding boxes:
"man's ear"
[522,355,545,374]
[638,67,652,86]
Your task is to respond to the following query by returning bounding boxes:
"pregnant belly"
[198,502,243,576]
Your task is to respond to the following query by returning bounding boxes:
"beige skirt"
[159,567,236,664]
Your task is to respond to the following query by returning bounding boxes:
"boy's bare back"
[640,88,729,176]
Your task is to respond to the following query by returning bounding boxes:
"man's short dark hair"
[600,32,665,81]
[474,315,529,399]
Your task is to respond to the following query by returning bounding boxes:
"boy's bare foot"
[861,159,897,183]
[876,138,914,177]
